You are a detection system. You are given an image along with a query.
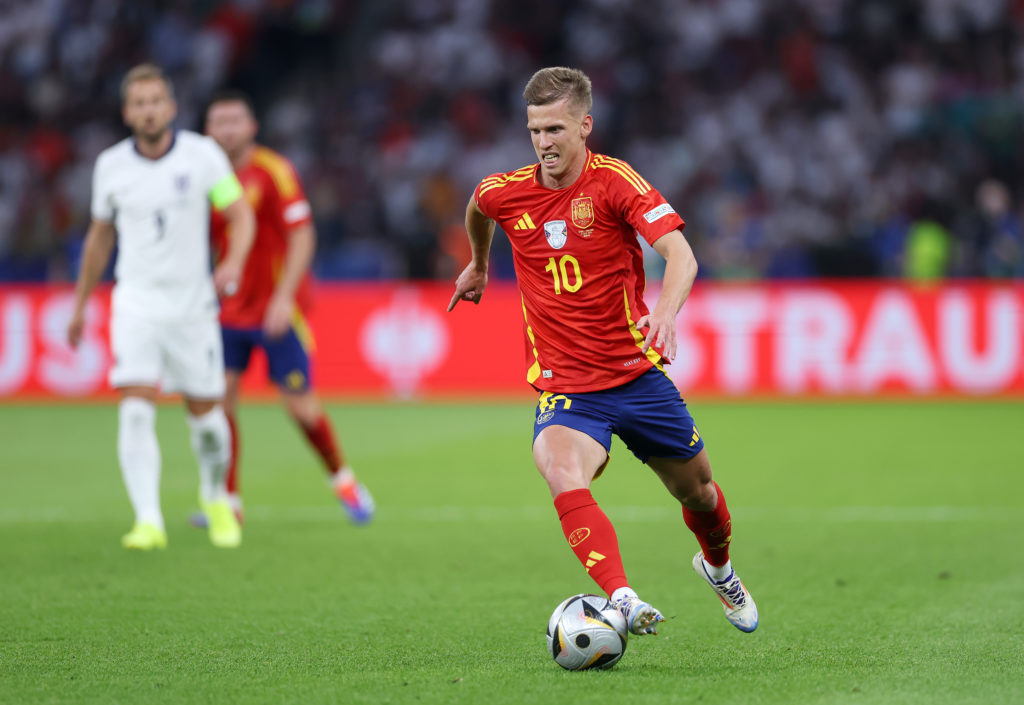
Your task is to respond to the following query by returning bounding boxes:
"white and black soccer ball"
[546,593,628,670]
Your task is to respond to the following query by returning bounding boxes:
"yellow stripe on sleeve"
[252,147,300,200]
[592,157,649,194]
[477,165,537,197]
[607,157,651,191]
[478,181,505,197]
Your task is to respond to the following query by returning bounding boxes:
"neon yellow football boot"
[121,522,168,550]
[205,500,242,548]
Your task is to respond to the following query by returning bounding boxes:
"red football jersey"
[474,150,686,392]
[211,145,314,327]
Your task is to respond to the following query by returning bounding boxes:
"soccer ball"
[546,593,628,670]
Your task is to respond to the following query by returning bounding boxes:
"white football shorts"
[109,311,225,399]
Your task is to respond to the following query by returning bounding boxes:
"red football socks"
[226,413,347,491]
[682,481,732,567]
[554,489,629,596]
[300,415,345,475]
[225,411,240,496]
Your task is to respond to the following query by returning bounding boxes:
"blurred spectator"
[904,219,952,280]
[2,0,1024,281]
[974,179,1024,277]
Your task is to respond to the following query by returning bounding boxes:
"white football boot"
[613,595,665,635]
[692,552,759,632]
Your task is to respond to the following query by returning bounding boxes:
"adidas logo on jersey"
[513,213,536,230]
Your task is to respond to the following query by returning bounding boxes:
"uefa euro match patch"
[643,203,675,223]
[544,220,568,249]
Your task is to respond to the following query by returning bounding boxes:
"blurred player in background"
[449,67,758,636]
[67,64,255,550]
[201,90,374,525]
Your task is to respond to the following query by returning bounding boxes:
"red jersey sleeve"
[218,147,316,327]
[594,155,685,245]
[474,169,525,220]
[256,149,313,230]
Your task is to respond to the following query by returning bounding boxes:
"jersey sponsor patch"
[544,220,568,249]
[643,203,675,223]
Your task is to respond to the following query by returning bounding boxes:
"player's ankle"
[333,466,355,487]
[610,587,638,603]
[702,557,732,582]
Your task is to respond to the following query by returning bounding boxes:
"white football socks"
[610,587,638,603]
[333,466,356,488]
[187,406,231,505]
[702,557,733,582]
[118,397,163,530]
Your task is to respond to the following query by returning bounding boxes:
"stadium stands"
[0,0,1022,281]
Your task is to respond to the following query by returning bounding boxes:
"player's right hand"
[213,260,242,298]
[66,310,84,349]
[636,314,676,362]
[263,294,293,339]
[447,263,488,312]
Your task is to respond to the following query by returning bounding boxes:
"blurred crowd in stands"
[2,0,1024,282]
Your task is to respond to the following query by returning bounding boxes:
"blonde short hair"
[523,67,592,116]
[120,63,174,103]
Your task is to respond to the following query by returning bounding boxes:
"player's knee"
[187,406,230,453]
[119,397,156,431]
[676,477,716,511]
[286,402,318,427]
[536,458,591,494]
[282,390,319,424]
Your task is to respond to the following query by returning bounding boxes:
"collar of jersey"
[533,149,594,191]
[133,130,178,161]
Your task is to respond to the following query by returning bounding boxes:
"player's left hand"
[263,295,294,339]
[635,312,677,362]
[213,261,242,298]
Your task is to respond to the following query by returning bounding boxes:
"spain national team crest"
[543,220,568,249]
[571,196,595,229]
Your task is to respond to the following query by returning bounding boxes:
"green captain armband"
[209,173,244,210]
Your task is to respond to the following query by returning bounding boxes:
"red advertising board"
[2,281,1023,399]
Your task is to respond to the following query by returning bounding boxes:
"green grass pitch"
[1,399,1022,704]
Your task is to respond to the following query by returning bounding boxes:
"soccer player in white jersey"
[66,64,256,550]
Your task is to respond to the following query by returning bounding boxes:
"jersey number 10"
[544,255,583,295]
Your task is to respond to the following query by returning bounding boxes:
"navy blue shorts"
[532,367,704,463]
[222,325,312,392]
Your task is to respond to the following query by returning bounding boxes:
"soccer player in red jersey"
[201,91,374,526]
[449,67,758,635]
